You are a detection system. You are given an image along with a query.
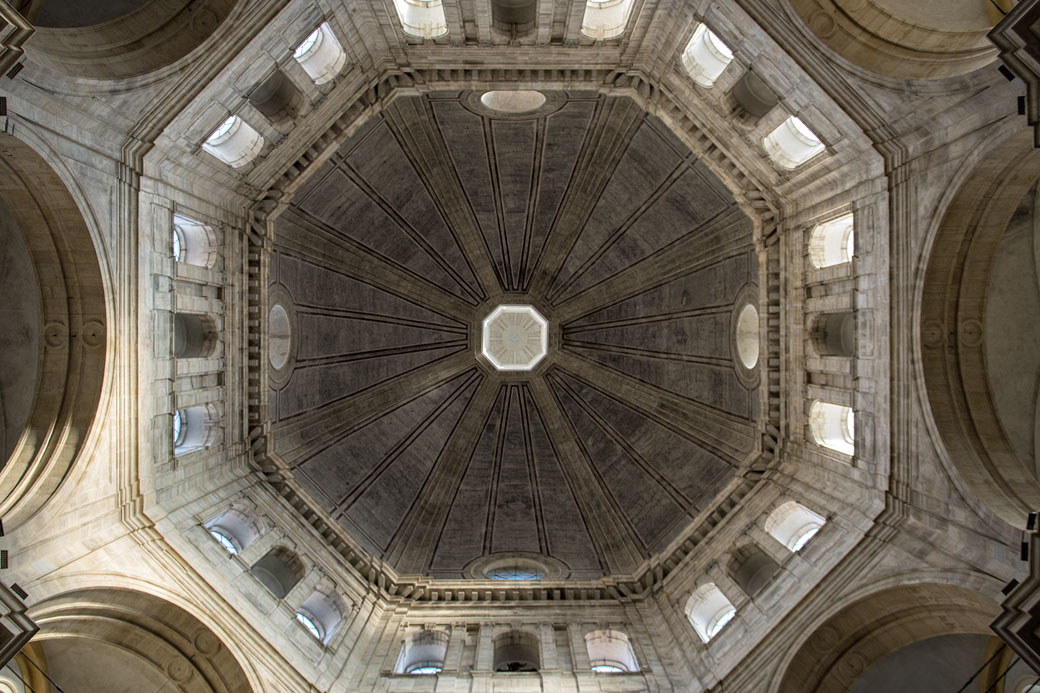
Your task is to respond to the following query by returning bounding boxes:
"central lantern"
[481,305,548,371]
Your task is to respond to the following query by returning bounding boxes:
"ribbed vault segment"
[269,92,758,578]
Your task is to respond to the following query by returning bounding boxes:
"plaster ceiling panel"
[293,373,473,513]
[556,166,732,302]
[489,119,537,291]
[340,122,482,302]
[429,388,506,574]
[548,119,684,302]
[430,101,504,287]
[524,101,597,290]
[489,387,542,554]
[551,376,687,552]
[566,253,753,327]
[344,375,480,552]
[269,92,757,579]
[550,371,733,511]
[291,155,476,304]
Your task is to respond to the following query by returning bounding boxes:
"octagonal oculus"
[481,305,548,371]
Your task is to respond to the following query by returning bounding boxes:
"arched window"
[809,400,855,455]
[173,313,217,359]
[204,506,262,554]
[765,501,827,552]
[735,303,759,369]
[809,212,855,268]
[173,405,218,457]
[202,115,263,168]
[250,547,304,599]
[395,629,449,674]
[763,115,825,169]
[685,583,736,643]
[172,214,217,268]
[480,91,546,113]
[493,630,540,672]
[293,23,346,84]
[580,0,634,40]
[682,23,734,87]
[295,588,346,644]
[392,0,448,39]
[729,545,779,596]
[812,312,855,357]
[585,630,639,673]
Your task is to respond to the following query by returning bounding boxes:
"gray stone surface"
[0,199,39,466]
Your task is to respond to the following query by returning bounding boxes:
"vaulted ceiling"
[269,91,759,579]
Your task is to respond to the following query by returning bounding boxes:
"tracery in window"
[681,23,734,87]
[580,0,634,40]
[809,212,855,268]
[395,630,449,674]
[202,115,263,168]
[392,0,448,39]
[763,115,825,169]
[685,583,736,643]
[172,213,217,268]
[585,630,639,673]
[293,23,346,84]
[809,400,855,455]
[765,500,827,552]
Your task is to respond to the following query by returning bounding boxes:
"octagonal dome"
[268,91,759,579]
[481,305,548,371]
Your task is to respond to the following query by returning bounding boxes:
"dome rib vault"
[268,91,759,579]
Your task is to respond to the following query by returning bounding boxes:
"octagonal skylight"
[481,305,548,371]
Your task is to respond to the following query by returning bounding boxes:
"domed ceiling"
[268,91,759,579]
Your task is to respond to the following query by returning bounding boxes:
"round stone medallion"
[481,304,548,371]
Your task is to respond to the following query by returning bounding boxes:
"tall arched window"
[172,214,217,268]
[202,115,263,168]
[763,115,825,169]
[293,23,346,84]
[580,0,634,40]
[685,583,736,643]
[295,588,346,644]
[395,630,449,674]
[204,507,262,554]
[809,400,855,455]
[765,500,827,552]
[585,630,639,673]
[392,0,448,38]
[809,212,855,268]
[173,404,218,457]
[681,23,734,87]
[250,547,304,599]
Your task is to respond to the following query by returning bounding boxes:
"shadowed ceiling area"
[269,91,759,579]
